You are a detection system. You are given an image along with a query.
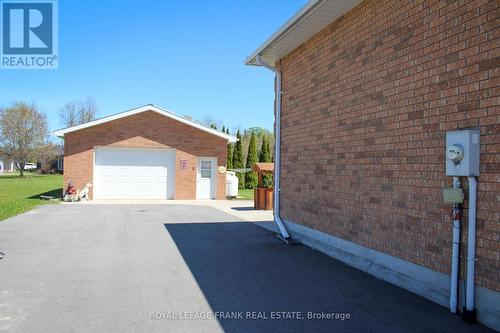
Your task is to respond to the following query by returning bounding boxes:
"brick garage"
[55,105,236,200]
[247,0,499,329]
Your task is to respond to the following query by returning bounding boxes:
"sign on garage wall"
[180,159,188,170]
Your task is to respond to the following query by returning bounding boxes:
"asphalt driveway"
[0,204,493,333]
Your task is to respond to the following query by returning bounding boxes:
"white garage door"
[94,147,175,199]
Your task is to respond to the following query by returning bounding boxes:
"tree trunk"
[18,162,24,177]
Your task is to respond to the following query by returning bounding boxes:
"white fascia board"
[245,0,322,67]
[53,104,238,143]
[245,0,362,67]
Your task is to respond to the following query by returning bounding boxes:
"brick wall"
[278,0,499,291]
[64,110,227,200]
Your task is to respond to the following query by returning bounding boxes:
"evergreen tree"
[259,136,273,188]
[232,130,244,189]
[259,135,272,162]
[245,132,258,189]
[227,143,233,169]
[225,127,232,170]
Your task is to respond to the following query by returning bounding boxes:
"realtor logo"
[1,0,58,69]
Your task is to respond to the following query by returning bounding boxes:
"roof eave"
[52,105,238,143]
[245,0,362,67]
[245,0,323,67]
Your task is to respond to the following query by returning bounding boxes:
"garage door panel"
[94,147,175,199]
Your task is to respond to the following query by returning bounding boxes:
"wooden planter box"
[254,188,273,210]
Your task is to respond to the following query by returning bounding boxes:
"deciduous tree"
[0,102,48,176]
[59,97,97,127]
[34,143,60,173]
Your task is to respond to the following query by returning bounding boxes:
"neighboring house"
[246,0,499,330]
[0,157,15,173]
[54,104,236,200]
[38,146,64,174]
[56,154,64,173]
[54,146,64,173]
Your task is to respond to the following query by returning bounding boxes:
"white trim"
[53,104,237,143]
[245,0,362,67]
[246,0,321,66]
[92,148,96,198]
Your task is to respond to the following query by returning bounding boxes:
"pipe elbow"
[256,54,276,72]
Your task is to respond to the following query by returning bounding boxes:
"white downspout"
[449,176,461,313]
[464,176,477,321]
[256,54,290,240]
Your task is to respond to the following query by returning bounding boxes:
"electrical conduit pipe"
[449,176,461,313]
[463,176,477,322]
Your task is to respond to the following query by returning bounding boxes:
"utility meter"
[445,130,480,176]
[446,144,464,163]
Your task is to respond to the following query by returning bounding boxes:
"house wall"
[63,111,227,199]
[278,0,498,297]
[0,159,15,172]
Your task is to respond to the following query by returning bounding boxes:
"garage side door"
[94,147,175,199]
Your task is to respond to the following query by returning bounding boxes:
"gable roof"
[245,0,362,67]
[53,104,238,143]
[253,162,274,173]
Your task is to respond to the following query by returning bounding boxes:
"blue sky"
[0,0,306,134]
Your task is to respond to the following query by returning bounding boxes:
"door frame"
[196,157,217,199]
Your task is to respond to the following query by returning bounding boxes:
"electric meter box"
[445,129,480,176]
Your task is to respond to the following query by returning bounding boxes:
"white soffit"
[245,0,362,67]
[53,104,238,143]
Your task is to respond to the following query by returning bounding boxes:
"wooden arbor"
[253,162,274,210]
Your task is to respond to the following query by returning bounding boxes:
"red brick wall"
[64,110,227,200]
[278,0,499,291]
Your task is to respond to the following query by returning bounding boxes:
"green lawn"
[236,188,254,200]
[0,173,63,221]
